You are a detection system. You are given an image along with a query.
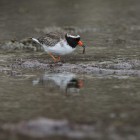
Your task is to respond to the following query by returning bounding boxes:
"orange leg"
[49,53,57,62]
[48,53,61,62]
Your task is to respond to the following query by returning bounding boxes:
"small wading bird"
[32,32,86,62]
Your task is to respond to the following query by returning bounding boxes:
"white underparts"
[32,38,75,56]
[43,40,75,55]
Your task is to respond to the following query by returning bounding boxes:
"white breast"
[42,40,75,55]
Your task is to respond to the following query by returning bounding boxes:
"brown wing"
[38,32,65,47]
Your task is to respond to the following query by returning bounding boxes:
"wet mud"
[0,38,140,77]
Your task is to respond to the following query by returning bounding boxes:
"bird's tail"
[32,38,42,46]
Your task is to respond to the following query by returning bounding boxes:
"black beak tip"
[82,45,86,54]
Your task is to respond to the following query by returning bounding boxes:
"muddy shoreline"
[0,39,140,77]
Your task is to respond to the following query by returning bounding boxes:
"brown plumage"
[38,31,65,47]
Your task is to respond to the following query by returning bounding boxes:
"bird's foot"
[49,53,61,63]
[53,56,61,63]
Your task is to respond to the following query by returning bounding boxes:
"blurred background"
[0,0,140,45]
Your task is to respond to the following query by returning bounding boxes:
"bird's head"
[65,33,86,54]
[68,78,84,88]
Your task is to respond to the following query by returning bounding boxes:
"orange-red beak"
[78,41,86,54]
[78,41,84,46]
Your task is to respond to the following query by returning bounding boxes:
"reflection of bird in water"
[32,72,84,93]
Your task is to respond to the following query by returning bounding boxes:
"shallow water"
[0,71,140,123]
[0,0,140,139]
[0,70,140,139]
